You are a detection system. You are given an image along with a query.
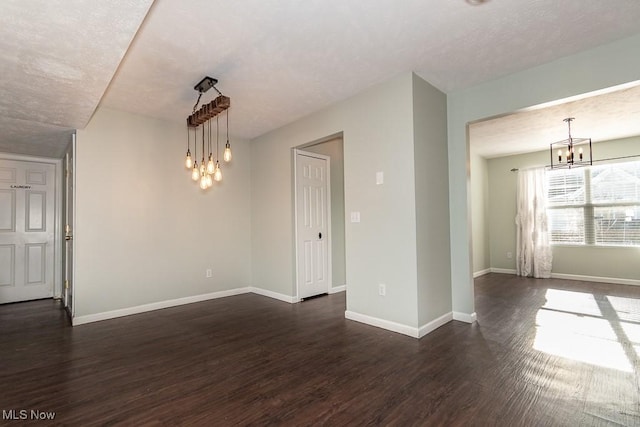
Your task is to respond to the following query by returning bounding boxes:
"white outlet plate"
[206,269,212,278]
[378,283,386,296]
[376,171,384,185]
[350,212,361,223]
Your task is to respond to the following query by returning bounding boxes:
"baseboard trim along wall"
[418,312,454,338]
[473,268,491,278]
[329,285,346,294]
[487,268,640,287]
[490,268,517,275]
[249,287,300,303]
[453,311,477,323]
[549,272,640,287]
[345,310,454,339]
[73,287,251,326]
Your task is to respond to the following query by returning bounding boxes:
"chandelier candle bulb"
[191,163,199,181]
[185,150,192,168]
[579,147,583,161]
[214,161,222,182]
[224,143,232,162]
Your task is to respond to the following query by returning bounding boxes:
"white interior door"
[63,141,75,315]
[0,159,56,303]
[296,151,330,299]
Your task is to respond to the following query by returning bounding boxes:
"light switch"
[350,212,361,223]
[376,171,384,185]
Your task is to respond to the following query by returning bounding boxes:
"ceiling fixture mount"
[465,0,490,5]
[184,76,232,190]
[550,118,592,169]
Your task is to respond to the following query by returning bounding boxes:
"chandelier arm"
[192,91,203,115]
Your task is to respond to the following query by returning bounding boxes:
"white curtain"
[515,167,552,278]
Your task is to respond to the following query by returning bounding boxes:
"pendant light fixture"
[550,118,592,169]
[184,76,232,190]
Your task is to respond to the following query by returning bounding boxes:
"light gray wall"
[487,136,640,280]
[470,148,490,274]
[448,33,640,315]
[251,72,421,327]
[74,107,252,317]
[412,74,452,325]
[304,138,346,289]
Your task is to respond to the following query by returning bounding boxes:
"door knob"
[65,235,73,241]
[318,232,322,239]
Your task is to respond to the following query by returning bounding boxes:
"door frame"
[62,134,76,318]
[293,148,332,301]
[0,152,63,300]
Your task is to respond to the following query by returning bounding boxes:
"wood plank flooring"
[1,274,639,426]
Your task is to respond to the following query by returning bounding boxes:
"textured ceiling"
[0,0,153,157]
[2,0,640,158]
[470,83,640,159]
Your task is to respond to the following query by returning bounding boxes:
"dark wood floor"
[1,274,639,426]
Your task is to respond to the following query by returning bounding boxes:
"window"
[547,161,640,246]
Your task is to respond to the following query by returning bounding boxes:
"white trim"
[453,311,477,323]
[550,272,640,287]
[473,268,491,278]
[487,267,640,287]
[490,268,517,275]
[250,287,299,303]
[345,310,419,338]
[329,285,346,294]
[418,312,453,338]
[72,287,250,325]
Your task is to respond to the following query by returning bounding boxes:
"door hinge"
[64,280,69,290]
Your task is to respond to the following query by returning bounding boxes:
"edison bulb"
[206,174,213,187]
[199,161,206,175]
[214,162,222,182]
[207,155,215,174]
[223,144,232,162]
[185,150,193,168]
[199,175,207,189]
[191,163,199,181]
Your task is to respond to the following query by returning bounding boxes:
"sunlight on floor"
[533,289,640,373]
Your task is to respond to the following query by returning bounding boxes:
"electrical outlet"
[378,283,386,296]
[507,252,513,259]
[206,269,212,278]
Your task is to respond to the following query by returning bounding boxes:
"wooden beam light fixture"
[184,76,232,190]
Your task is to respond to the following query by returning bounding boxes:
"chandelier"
[550,117,592,169]
[184,76,232,189]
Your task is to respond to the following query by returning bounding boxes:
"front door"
[0,159,56,304]
[296,151,330,299]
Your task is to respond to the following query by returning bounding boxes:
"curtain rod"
[510,154,640,172]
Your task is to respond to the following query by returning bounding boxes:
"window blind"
[546,160,640,247]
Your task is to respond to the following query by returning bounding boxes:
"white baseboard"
[73,287,250,326]
[418,312,453,338]
[345,310,419,338]
[487,267,640,287]
[473,268,491,278]
[453,311,477,323]
[345,310,455,338]
[329,285,346,294]
[250,287,299,303]
[550,273,640,287]
[490,268,517,275]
